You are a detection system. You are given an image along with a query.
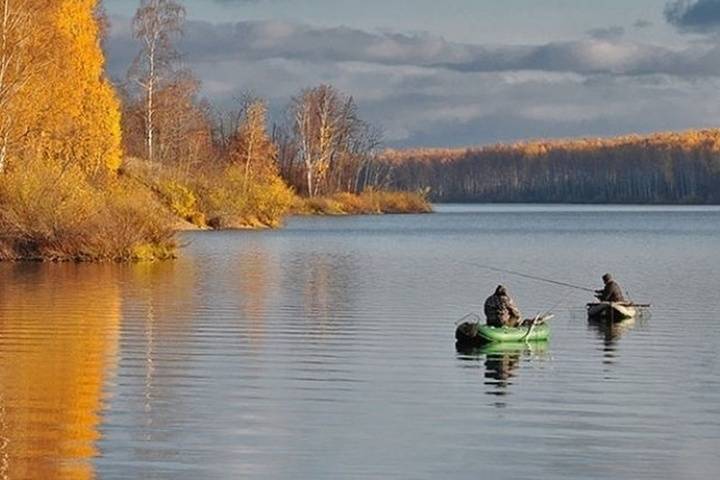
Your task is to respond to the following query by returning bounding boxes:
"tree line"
[383,130,720,203]
[120,0,389,199]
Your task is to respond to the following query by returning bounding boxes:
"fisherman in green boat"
[484,285,522,327]
[594,273,625,302]
[456,284,551,346]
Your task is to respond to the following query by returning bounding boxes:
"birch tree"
[287,85,381,196]
[292,86,346,196]
[130,0,185,163]
[0,0,38,172]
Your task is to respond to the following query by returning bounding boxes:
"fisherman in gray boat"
[484,285,522,327]
[594,273,625,302]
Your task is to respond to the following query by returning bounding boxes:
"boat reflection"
[587,316,643,366]
[588,317,637,346]
[456,342,549,400]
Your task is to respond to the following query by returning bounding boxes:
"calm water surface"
[1,205,719,479]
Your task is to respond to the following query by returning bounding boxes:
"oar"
[520,313,551,341]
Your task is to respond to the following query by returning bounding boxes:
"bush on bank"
[121,157,296,230]
[0,157,431,262]
[0,158,176,262]
[294,190,433,216]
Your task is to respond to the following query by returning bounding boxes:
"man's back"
[600,280,625,302]
[484,293,521,327]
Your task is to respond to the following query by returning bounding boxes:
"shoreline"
[174,201,434,231]
[0,191,432,263]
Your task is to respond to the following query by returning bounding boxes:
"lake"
[1,205,719,480]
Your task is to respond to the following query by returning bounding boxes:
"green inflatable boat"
[456,339,549,356]
[455,315,552,346]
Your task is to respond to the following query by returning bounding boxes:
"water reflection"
[0,206,718,479]
[285,253,358,328]
[589,318,637,345]
[457,342,549,402]
[0,264,121,480]
[235,247,274,346]
[588,317,638,365]
[114,261,199,461]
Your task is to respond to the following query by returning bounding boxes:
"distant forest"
[382,130,720,203]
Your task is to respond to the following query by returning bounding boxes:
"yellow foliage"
[0,157,97,241]
[4,0,122,175]
[157,179,203,225]
[245,174,296,227]
[382,128,720,166]
[0,157,176,261]
[361,190,433,214]
[0,1,144,261]
[296,190,432,215]
[120,157,295,230]
[196,164,295,229]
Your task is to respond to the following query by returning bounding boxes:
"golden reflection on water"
[0,264,121,480]
[235,248,273,346]
[294,254,355,328]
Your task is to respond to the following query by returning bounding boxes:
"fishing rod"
[468,262,652,309]
[465,262,596,293]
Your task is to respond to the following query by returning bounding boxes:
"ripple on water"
[1,206,719,480]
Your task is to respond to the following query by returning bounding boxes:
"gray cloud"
[443,40,720,77]
[106,19,460,76]
[107,19,720,78]
[105,17,720,147]
[633,19,653,29]
[586,26,625,40]
[665,0,720,31]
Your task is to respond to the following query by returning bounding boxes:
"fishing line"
[464,261,596,293]
[540,288,577,316]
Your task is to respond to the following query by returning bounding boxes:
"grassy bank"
[0,155,294,262]
[0,157,430,263]
[293,190,433,216]
[124,158,431,228]
[120,157,296,231]
[0,158,176,262]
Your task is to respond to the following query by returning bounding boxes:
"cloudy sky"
[104,0,720,147]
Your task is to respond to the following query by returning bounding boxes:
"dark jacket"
[484,293,522,327]
[596,280,625,302]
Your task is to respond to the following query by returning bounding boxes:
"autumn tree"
[155,72,212,172]
[124,69,212,174]
[0,0,46,172]
[0,0,174,262]
[0,0,123,176]
[228,98,277,192]
[129,0,185,163]
[0,0,122,175]
[282,85,382,197]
